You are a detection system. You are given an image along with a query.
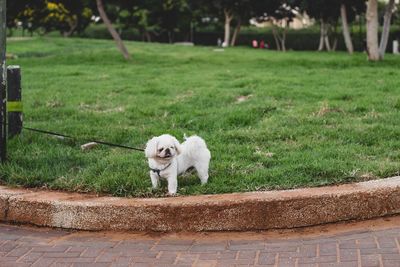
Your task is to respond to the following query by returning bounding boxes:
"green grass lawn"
[1,37,400,197]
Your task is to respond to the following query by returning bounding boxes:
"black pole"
[7,66,22,137]
[0,0,7,162]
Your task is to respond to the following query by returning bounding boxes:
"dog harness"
[150,163,172,178]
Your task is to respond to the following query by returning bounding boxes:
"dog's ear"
[172,136,182,155]
[145,137,158,158]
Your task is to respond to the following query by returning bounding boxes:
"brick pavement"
[0,216,400,267]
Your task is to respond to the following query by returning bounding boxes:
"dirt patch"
[236,94,253,103]
[315,101,343,117]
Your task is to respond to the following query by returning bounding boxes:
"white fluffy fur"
[145,134,211,194]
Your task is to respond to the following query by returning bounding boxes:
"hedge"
[80,24,400,52]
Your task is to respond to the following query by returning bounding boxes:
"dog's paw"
[167,192,179,197]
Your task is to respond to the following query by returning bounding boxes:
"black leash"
[21,126,145,152]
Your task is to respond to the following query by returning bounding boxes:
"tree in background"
[230,0,258,46]
[187,0,221,44]
[157,0,191,43]
[198,0,249,47]
[4,0,399,61]
[340,3,353,54]
[55,0,93,36]
[379,0,396,59]
[339,0,365,54]
[131,6,155,41]
[209,0,235,47]
[6,0,92,37]
[7,0,26,35]
[40,2,72,34]
[124,0,160,42]
[7,0,46,36]
[366,0,379,60]
[264,0,301,51]
[301,0,341,51]
[252,0,302,51]
[220,0,234,47]
[96,0,131,60]
[365,0,397,61]
[109,0,192,43]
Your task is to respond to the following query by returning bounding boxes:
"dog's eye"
[158,148,163,152]
[170,146,174,149]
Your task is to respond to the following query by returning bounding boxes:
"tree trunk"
[324,35,331,51]
[324,23,331,51]
[276,25,287,52]
[223,9,233,47]
[96,0,131,60]
[190,21,194,43]
[272,26,281,51]
[379,0,395,59]
[331,21,338,51]
[230,18,241,46]
[332,37,338,51]
[366,0,379,61]
[145,30,152,42]
[167,31,173,43]
[340,4,354,54]
[318,20,325,51]
[319,20,333,51]
[63,19,78,37]
[280,26,287,52]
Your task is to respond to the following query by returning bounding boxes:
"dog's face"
[145,134,182,160]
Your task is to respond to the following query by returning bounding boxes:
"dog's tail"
[183,135,210,159]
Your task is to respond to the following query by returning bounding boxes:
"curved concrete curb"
[0,176,399,232]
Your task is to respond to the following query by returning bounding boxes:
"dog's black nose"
[165,148,171,155]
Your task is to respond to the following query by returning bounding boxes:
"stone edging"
[0,176,399,232]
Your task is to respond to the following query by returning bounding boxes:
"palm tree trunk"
[379,0,395,59]
[96,0,131,60]
[341,4,354,54]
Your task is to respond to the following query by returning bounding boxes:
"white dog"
[145,134,211,195]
